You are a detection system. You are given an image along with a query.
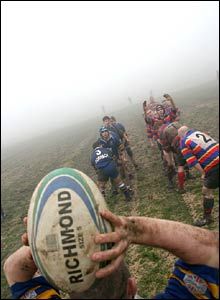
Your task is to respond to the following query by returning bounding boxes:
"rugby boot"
[127,186,134,196]
[193,215,213,227]
[111,189,119,197]
[118,183,132,201]
[124,190,133,201]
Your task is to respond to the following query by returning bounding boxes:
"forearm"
[193,163,205,175]
[4,246,37,286]
[123,133,129,141]
[125,216,219,267]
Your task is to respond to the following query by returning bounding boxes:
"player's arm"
[180,141,205,176]
[91,210,219,278]
[118,140,125,154]
[193,163,206,176]
[91,154,98,174]
[4,246,61,299]
[119,124,129,142]
[4,246,37,286]
[123,131,129,142]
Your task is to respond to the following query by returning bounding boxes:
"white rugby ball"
[27,168,112,294]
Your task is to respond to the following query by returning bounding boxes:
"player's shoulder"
[117,122,125,130]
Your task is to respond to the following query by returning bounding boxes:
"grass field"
[1,79,219,299]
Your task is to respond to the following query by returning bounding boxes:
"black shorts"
[204,165,219,189]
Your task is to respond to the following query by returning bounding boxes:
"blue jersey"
[10,276,61,299]
[91,147,113,169]
[115,122,126,133]
[98,133,122,158]
[106,124,124,140]
[154,259,219,299]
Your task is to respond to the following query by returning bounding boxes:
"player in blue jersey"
[110,116,139,171]
[4,210,219,299]
[102,116,131,177]
[98,126,131,195]
[98,126,123,161]
[91,141,133,201]
[102,116,124,141]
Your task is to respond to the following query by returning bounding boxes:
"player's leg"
[175,151,187,193]
[96,170,108,197]
[107,162,133,201]
[125,142,139,170]
[194,187,214,226]
[194,166,219,226]
[163,150,176,189]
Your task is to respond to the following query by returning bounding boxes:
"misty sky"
[1,1,219,147]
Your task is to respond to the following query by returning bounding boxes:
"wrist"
[125,216,142,244]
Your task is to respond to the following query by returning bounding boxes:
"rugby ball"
[27,168,112,294]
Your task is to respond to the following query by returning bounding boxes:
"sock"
[203,197,214,216]
[167,166,175,182]
[118,183,126,192]
[178,172,185,189]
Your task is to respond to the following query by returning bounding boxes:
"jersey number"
[95,150,101,155]
[195,133,213,143]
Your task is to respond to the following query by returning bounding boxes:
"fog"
[1,1,219,148]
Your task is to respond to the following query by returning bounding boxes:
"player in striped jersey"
[143,109,155,147]
[178,126,219,226]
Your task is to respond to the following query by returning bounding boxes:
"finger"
[21,233,29,246]
[99,210,122,227]
[23,217,28,227]
[91,240,127,262]
[19,247,37,272]
[95,254,124,278]
[94,231,125,244]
